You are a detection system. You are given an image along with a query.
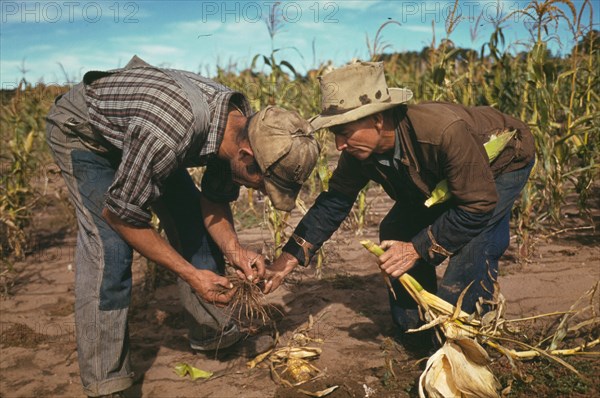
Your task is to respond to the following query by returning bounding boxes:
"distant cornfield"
[1,0,598,265]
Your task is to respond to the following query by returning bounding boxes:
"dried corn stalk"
[247,315,326,387]
[361,240,600,396]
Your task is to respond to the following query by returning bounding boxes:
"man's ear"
[238,146,255,163]
[373,112,384,132]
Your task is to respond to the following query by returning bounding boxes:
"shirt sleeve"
[412,120,497,265]
[104,124,179,227]
[282,152,368,265]
[282,190,356,265]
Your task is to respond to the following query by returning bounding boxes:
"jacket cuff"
[282,235,312,267]
[412,226,453,266]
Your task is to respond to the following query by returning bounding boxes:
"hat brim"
[264,176,300,212]
[309,88,413,131]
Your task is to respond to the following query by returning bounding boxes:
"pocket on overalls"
[62,117,113,154]
[46,109,112,154]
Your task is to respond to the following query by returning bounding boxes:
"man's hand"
[186,269,236,306]
[378,240,420,278]
[199,195,265,281]
[262,251,298,294]
[225,244,266,282]
[102,208,235,306]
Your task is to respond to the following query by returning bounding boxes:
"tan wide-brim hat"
[248,106,319,212]
[309,61,413,131]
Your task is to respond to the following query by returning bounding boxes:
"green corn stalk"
[264,198,288,258]
[424,130,516,208]
[353,186,369,235]
[1,81,61,259]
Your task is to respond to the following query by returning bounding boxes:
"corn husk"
[419,340,500,398]
[425,130,517,207]
[297,385,339,397]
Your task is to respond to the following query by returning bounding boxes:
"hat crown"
[309,61,413,130]
[248,106,319,211]
[319,61,392,115]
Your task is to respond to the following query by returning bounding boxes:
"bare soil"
[1,180,599,398]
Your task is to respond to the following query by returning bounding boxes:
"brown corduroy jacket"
[283,102,536,267]
[329,102,536,214]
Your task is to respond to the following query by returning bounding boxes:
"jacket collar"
[393,106,430,196]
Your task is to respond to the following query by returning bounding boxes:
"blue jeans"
[46,102,236,396]
[380,160,534,334]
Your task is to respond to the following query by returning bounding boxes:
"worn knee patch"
[99,232,133,310]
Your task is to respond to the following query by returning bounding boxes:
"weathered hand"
[378,240,420,278]
[263,252,298,294]
[225,244,266,281]
[186,269,236,307]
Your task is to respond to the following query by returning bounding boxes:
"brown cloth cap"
[248,106,319,211]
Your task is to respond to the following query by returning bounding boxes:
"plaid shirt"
[85,66,251,226]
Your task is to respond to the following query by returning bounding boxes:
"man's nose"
[335,135,347,151]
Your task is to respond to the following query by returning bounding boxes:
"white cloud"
[167,19,223,36]
[403,25,434,33]
[335,0,382,11]
[137,45,183,57]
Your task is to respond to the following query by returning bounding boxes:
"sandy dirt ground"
[1,184,599,398]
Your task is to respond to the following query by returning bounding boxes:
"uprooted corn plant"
[362,240,599,397]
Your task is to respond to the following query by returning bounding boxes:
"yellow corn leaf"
[24,131,35,154]
[173,363,213,380]
[272,347,322,360]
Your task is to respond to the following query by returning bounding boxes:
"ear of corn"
[484,130,517,162]
[424,130,517,208]
[419,341,500,398]
[360,240,477,325]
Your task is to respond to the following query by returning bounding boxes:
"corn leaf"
[173,363,213,380]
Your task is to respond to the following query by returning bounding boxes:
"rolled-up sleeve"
[105,124,179,227]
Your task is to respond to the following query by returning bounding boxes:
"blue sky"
[1,1,597,86]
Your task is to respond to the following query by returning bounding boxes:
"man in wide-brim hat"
[264,61,536,349]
